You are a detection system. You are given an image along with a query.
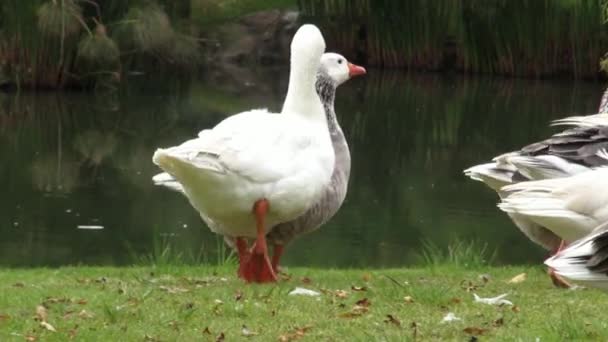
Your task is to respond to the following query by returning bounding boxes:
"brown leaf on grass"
[463,327,488,335]
[62,310,75,320]
[403,296,415,303]
[40,321,57,332]
[0,314,10,322]
[492,317,504,327]
[77,299,88,305]
[410,322,419,340]
[384,314,401,327]
[78,310,94,319]
[355,298,371,307]
[362,273,371,282]
[202,327,212,335]
[241,325,258,337]
[43,297,70,306]
[278,325,313,341]
[507,273,527,284]
[169,320,179,331]
[76,278,91,284]
[300,277,312,284]
[339,305,369,318]
[351,285,367,292]
[235,290,243,301]
[511,306,520,313]
[13,282,24,288]
[460,280,482,292]
[335,290,349,299]
[25,335,37,341]
[216,332,225,341]
[35,305,48,322]
[68,325,78,339]
[450,297,462,304]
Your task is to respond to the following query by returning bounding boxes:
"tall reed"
[299,0,608,79]
[0,0,201,90]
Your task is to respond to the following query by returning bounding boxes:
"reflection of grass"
[0,265,605,340]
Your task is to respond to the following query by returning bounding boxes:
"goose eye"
[338,59,343,64]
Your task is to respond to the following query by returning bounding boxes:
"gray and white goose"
[153,52,366,272]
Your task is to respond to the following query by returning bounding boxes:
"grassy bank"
[0,265,605,341]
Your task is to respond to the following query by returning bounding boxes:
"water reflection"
[0,71,603,267]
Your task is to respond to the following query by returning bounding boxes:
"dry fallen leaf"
[77,299,88,305]
[202,327,212,335]
[450,297,462,304]
[362,273,372,282]
[384,314,401,327]
[278,325,313,341]
[35,305,48,322]
[25,335,37,341]
[0,314,10,322]
[339,305,369,318]
[40,321,57,332]
[78,310,94,319]
[235,290,243,301]
[216,332,225,342]
[492,317,504,327]
[68,325,78,339]
[512,305,520,313]
[507,273,527,284]
[403,296,415,303]
[351,285,367,292]
[355,298,371,307]
[335,290,349,299]
[463,327,488,335]
[13,282,24,288]
[300,277,312,284]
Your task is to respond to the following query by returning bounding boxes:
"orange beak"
[348,62,367,77]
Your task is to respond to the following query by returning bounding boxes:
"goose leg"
[548,240,571,289]
[242,199,277,283]
[236,237,251,280]
[271,244,285,274]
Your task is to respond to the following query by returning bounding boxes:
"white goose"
[152,24,333,283]
[498,167,608,244]
[545,221,608,290]
[153,53,366,272]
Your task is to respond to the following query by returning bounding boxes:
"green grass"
[0,265,606,341]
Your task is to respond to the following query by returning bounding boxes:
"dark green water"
[0,70,604,268]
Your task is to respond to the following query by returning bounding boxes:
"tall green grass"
[416,239,497,268]
[300,0,608,79]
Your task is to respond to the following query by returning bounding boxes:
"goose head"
[319,53,366,86]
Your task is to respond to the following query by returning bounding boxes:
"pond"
[0,69,604,268]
